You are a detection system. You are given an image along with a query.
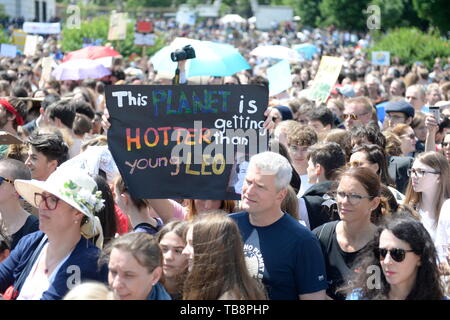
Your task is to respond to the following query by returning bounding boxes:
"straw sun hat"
[14,168,105,248]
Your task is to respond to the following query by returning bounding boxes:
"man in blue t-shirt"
[229,151,328,300]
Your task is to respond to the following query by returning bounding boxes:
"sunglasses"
[375,248,415,263]
[34,192,60,211]
[0,176,14,186]
[442,142,449,148]
[342,112,368,120]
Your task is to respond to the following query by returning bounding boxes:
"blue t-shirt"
[229,211,328,300]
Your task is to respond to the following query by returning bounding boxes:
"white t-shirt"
[435,199,450,263]
[17,243,72,300]
[297,174,312,197]
[419,208,437,243]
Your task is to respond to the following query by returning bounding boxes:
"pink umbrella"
[52,59,111,80]
[63,46,120,62]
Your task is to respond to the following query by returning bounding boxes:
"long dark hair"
[94,175,117,246]
[341,216,445,300]
[351,144,395,187]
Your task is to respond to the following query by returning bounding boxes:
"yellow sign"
[308,56,344,103]
[12,29,27,52]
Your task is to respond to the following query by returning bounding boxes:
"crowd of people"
[0,16,449,301]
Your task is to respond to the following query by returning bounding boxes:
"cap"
[385,100,415,118]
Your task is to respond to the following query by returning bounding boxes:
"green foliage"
[413,0,450,35]
[293,0,321,27]
[319,0,371,31]
[61,16,165,58]
[369,28,450,69]
[0,29,10,44]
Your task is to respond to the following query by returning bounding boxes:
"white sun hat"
[14,168,105,248]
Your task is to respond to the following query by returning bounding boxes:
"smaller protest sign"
[24,35,39,56]
[12,29,26,52]
[308,56,344,103]
[134,33,156,46]
[108,12,128,41]
[23,22,61,34]
[40,56,54,84]
[0,44,17,58]
[267,60,292,96]
[372,51,390,66]
[136,21,153,33]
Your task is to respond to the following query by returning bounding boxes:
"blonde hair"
[63,282,115,300]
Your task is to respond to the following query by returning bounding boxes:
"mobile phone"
[429,106,440,122]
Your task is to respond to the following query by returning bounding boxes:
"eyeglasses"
[442,142,450,148]
[375,248,415,263]
[336,191,373,205]
[386,114,406,121]
[288,145,309,154]
[407,168,440,178]
[34,193,60,210]
[0,176,14,186]
[342,112,368,120]
[401,133,416,140]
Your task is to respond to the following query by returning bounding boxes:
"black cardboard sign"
[106,85,269,200]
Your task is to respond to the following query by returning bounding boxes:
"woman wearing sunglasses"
[344,217,446,300]
[390,123,417,157]
[404,152,450,268]
[0,168,108,300]
[312,167,389,300]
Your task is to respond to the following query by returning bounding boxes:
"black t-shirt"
[11,215,39,250]
[312,221,366,300]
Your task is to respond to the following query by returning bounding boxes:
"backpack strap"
[317,221,339,251]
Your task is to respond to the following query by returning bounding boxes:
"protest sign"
[372,51,390,66]
[308,56,344,103]
[24,35,39,56]
[0,44,17,58]
[137,21,153,33]
[134,33,156,46]
[23,22,61,34]
[108,12,128,41]
[40,56,54,85]
[106,85,269,200]
[267,60,292,96]
[12,29,26,52]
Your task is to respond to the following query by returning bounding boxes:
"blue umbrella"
[150,37,250,77]
[293,43,318,60]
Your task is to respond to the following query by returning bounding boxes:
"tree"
[319,0,371,31]
[283,0,321,27]
[412,0,450,34]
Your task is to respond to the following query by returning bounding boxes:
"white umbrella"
[51,59,111,80]
[220,14,246,24]
[250,45,304,62]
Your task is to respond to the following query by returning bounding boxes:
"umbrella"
[219,14,246,24]
[52,59,111,80]
[293,43,318,60]
[63,46,120,62]
[150,37,250,78]
[250,45,304,62]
